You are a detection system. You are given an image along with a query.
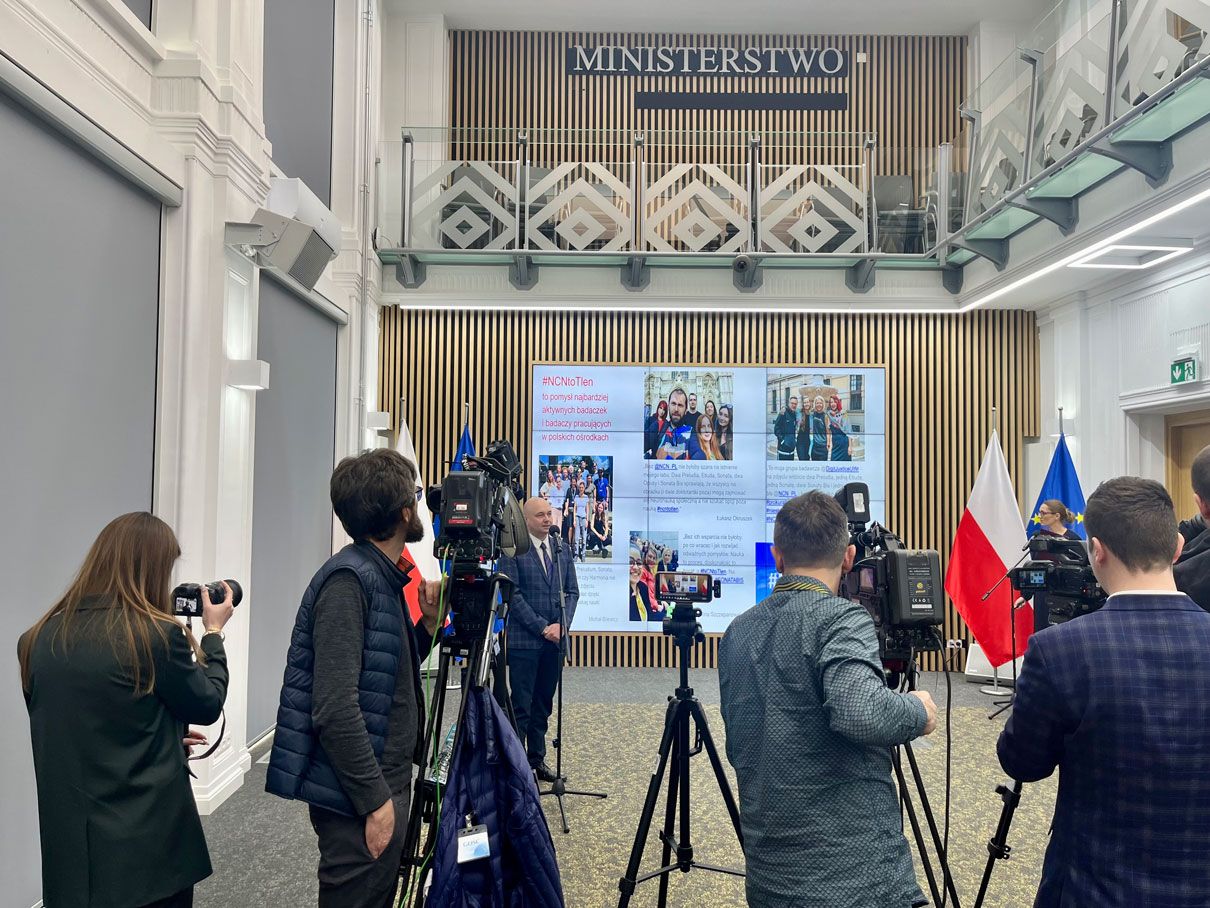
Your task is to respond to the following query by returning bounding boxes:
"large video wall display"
[531,364,887,633]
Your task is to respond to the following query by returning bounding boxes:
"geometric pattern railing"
[1117,0,1210,113]
[526,162,633,251]
[411,160,519,250]
[642,163,751,253]
[1034,15,1111,171]
[969,82,1030,217]
[758,163,868,254]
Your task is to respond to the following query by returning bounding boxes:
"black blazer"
[21,598,228,907]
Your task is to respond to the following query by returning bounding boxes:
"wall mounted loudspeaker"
[224,178,341,290]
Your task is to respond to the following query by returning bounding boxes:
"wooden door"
[1166,412,1210,520]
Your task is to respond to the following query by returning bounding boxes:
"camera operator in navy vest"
[496,496,579,783]
[266,448,441,908]
[998,476,1210,907]
[719,491,938,908]
[1175,443,1210,611]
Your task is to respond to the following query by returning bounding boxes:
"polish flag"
[395,414,441,623]
[945,431,1033,667]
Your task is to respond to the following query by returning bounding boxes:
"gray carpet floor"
[197,668,1052,907]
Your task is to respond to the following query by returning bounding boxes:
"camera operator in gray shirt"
[719,491,937,908]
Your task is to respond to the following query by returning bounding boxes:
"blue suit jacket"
[997,593,1210,907]
[497,540,578,651]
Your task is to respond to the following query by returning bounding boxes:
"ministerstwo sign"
[566,44,851,78]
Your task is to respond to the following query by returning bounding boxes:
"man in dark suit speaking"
[498,496,579,782]
[998,476,1210,907]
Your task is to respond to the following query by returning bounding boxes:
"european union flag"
[1027,433,1087,539]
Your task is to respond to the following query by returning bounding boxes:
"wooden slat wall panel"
[448,31,967,186]
[380,309,1039,671]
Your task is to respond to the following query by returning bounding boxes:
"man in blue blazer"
[497,496,579,782]
[998,476,1210,907]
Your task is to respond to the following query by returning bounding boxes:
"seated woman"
[585,500,612,558]
[688,413,723,460]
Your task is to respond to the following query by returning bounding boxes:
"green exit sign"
[1171,357,1198,384]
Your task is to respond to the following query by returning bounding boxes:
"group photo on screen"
[642,369,735,461]
[537,455,613,561]
[627,531,680,622]
[766,372,866,462]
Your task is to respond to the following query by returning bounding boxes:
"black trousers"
[308,791,410,908]
[507,642,561,765]
[138,889,193,908]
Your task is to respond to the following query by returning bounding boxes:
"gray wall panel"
[0,93,160,908]
[248,277,338,743]
[121,0,153,29]
[263,0,335,205]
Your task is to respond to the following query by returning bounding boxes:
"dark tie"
[540,540,552,576]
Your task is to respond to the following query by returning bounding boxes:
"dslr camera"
[172,580,243,618]
[1009,535,1105,625]
[835,483,945,668]
[425,439,527,647]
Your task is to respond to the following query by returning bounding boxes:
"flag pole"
[396,396,406,443]
[981,404,1007,698]
[1057,406,1064,439]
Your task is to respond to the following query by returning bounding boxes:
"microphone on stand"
[981,548,1031,602]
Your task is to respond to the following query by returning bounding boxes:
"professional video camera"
[1009,535,1105,625]
[424,439,529,645]
[834,482,946,665]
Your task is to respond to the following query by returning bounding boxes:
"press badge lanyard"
[773,577,834,596]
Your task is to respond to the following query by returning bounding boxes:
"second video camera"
[835,482,945,665]
[1009,535,1105,625]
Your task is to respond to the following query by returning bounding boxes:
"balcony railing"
[377,0,1210,288]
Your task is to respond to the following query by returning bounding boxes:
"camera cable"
[935,630,955,908]
[401,546,455,907]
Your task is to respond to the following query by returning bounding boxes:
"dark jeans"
[139,889,193,908]
[586,533,611,553]
[308,791,410,908]
[507,642,561,765]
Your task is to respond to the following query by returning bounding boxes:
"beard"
[403,507,426,543]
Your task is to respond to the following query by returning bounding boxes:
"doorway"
[1166,411,1210,519]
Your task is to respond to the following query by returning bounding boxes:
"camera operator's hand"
[910,691,938,736]
[418,578,446,635]
[365,797,394,860]
[202,581,234,633]
[542,623,561,642]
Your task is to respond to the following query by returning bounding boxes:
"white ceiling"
[386,0,1050,36]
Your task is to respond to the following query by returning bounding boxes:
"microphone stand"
[540,532,607,833]
[978,549,1029,702]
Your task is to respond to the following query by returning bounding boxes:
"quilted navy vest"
[265,542,408,816]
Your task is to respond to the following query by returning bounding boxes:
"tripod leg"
[902,742,962,908]
[657,731,681,908]
[688,700,745,848]
[893,749,943,908]
[617,698,680,908]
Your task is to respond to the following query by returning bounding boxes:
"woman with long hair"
[18,512,233,908]
[689,413,723,460]
[827,396,852,461]
[798,395,830,461]
[629,552,655,622]
[704,400,717,426]
[716,404,735,461]
[586,499,612,558]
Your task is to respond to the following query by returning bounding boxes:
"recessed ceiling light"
[1068,243,1193,270]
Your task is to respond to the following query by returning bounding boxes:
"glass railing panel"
[1114,0,1210,119]
[757,162,868,254]
[965,52,1035,220]
[526,162,635,252]
[640,162,751,253]
[1031,11,1113,175]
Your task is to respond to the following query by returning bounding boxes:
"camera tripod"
[398,569,512,907]
[539,534,608,832]
[893,662,962,908]
[617,608,744,908]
